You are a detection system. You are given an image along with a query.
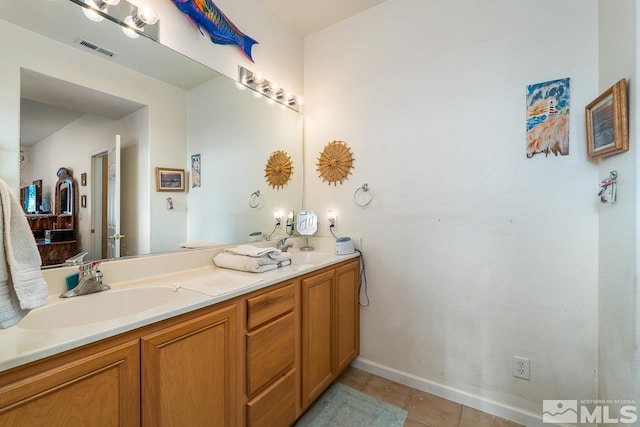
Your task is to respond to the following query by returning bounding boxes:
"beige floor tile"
[404,417,429,427]
[403,389,462,427]
[359,374,413,408]
[337,366,371,390]
[460,406,522,427]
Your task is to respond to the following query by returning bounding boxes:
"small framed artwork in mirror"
[156,167,186,192]
[81,195,87,208]
[81,173,87,186]
[585,78,628,159]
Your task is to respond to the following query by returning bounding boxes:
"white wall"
[597,0,638,412]
[304,0,599,420]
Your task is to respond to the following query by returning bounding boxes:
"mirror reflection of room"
[19,69,148,264]
[3,1,303,270]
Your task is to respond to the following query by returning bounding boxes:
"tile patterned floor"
[337,367,522,427]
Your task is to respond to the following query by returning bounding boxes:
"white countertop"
[0,238,359,373]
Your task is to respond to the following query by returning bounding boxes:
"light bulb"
[122,16,140,38]
[137,3,158,25]
[82,0,104,22]
[327,209,336,226]
[245,71,263,85]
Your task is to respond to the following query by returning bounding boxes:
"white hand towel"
[213,253,291,273]
[225,244,281,258]
[267,252,292,263]
[0,179,48,328]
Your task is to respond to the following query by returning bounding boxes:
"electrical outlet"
[513,356,530,380]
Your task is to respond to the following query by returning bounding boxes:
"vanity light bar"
[238,66,301,112]
[69,0,159,41]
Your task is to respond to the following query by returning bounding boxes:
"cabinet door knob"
[108,234,126,240]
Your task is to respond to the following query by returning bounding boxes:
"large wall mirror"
[0,0,303,267]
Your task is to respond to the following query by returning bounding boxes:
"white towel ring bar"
[248,190,262,208]
[354,183,373,207]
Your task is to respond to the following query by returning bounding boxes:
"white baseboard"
[351,357,552,427]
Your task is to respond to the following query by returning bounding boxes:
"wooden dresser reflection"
[26,214,78,266]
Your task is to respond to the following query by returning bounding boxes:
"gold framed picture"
[155,167,185,192]
[585,79,628,159]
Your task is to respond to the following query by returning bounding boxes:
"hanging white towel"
[0,179,48,328]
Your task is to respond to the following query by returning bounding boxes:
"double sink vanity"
[0,237,360,426]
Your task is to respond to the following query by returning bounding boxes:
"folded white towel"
[213,252,292,273]
[225,244,281,258]
[0,179,48,328]
[267,252,292,263]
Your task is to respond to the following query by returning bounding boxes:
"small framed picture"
[155,167,186,192]
[80,194,87,208]
[81,173,87,186]
[585,78,628,159]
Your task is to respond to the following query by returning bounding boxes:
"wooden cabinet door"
[0,340,140,427]
[334,259,360,375]
[301,269,335,410]
[141,304,238,427]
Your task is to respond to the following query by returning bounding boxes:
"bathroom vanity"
[0,243,360,426]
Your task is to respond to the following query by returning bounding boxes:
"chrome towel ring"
[248,190,262,208]
[354,183,373,207]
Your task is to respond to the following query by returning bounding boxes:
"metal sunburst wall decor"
[316,140,354,185]
[264,150,293,189]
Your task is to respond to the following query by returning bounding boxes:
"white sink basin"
[18,286,180,329]
[288,251,334,265]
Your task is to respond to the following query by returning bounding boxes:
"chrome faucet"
[59,262,110,298]
[277,237,294,252]
[64,251,88,266]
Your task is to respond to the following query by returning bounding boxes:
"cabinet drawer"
[247,283,295,330]
[246,312,295,397]
[247,369,295,427]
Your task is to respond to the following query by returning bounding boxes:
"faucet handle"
[79,261,101,274]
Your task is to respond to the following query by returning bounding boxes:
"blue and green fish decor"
[170,0,258,62]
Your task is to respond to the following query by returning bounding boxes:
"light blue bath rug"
[295,382,408,427]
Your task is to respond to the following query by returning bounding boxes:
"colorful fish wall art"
[170,0,258,62]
